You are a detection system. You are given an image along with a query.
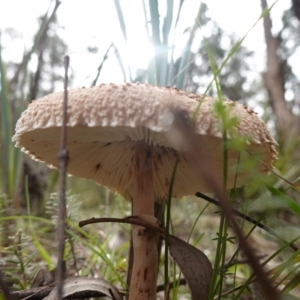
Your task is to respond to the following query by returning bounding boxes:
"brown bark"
[261,0,296,136]
[292,0,300,21]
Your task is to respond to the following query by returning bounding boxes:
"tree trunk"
[292,0,300,21]
[261,0,296,137]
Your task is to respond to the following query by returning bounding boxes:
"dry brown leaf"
[168,235,212,300]
[31,267,55,288]
[44,276,122,300]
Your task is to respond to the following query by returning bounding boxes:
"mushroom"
[13,83,277,299]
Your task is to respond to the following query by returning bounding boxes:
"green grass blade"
[271,252,300,284]
[67,220,127,288]
[203,22,230,299]
[280,274,300,296]
[113,44,127,82]
[141,0,150,36]
[0,30,21,198]
[148,0,161,46]
[113,0,127,40]
[141,0,156,84]
[0,31,12,195]
[0,215,55,225]
[175,3,202,89]
[164,155,179,290]
[112,1,132,82]
[158,0,173,85]
[163,0,174,44]
[148,0,162,85]
[19,2,60,102]
[92,43,113,86]
[266,184,300,217]
[174,0,185,29]
[147,57,156,85]
[166,0,184,86]
[25,177,54,270]
[187,202,210,243]
[233,237,300,299]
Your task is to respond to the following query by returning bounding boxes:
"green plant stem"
[219,218,229,299]
[164,155,180,292]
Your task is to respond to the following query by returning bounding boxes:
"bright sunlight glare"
[0,0,292,87]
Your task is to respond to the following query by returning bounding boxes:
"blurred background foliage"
[1,0,300,299]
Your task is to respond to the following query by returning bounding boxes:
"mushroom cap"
[13,83,277,202]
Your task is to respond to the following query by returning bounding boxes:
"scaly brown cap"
[13,83,277,201]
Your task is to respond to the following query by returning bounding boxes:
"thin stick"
[195,192,299,252]
[56,55,70,300]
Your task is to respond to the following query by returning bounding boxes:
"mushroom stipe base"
[129,140,158,300]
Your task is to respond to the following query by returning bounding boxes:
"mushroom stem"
[129,140,158,300]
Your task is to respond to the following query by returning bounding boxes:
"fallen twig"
[56,55,70,300]
[195,191,299,251]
